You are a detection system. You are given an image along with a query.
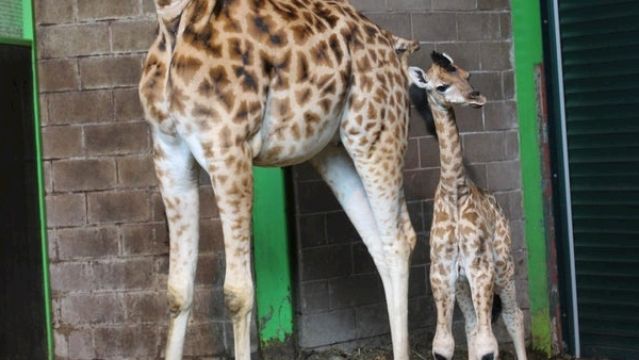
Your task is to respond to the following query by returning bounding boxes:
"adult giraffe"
[139,0,420,358]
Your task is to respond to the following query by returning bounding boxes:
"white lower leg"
[500,284,527,360]
[387,255,410,360]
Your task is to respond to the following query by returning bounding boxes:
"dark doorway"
[543,1,639,359]
[0,44,47,359]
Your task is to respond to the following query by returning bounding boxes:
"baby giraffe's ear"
[408,66,429,89]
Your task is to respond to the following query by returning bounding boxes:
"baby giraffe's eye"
[436,84,450,92]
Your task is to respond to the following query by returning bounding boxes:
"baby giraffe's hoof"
[434,353,449,360]
[480,353,495,360]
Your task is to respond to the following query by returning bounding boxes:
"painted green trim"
[22,0,33,41]
[252,167,295,347]
[0,36,31,46]
[511,0,553,355]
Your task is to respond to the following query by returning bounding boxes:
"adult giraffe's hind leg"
[311,144,415,360]
[152,130,200,360]
[203,143,255,360]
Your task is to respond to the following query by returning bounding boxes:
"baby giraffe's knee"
[224,284,254,319]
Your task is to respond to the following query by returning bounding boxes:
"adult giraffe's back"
[139,0,420,358]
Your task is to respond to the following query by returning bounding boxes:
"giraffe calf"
[408,52,527,360]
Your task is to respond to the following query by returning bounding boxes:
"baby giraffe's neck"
[428,96,465,192]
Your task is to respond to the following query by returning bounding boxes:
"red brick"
[195,254,223,286]
[42,126,83,159]
[114,87,144,121]
[117,155,157,187]
[143,0,156,14]
[36,0,75,24]
[38,59,79,91]
[349,0,385,12]
[419,136,440,168]
[151,191,166,221]
[403,168,439,201]
[52,159,116,192]
[94,325,160,358]
[192,288,225,323]
[484,100,517,130]
[183,323,227,357]
[458,13,501,41]
[366,14,411,39]
[53,331,68,359]
[43,161,53,194]
[387,0,430,12]
[49,262,94,293]
[111,19,157,53]
[412,13,458,41]
[67,329,95,359]
[79,55,143,89]
[200,219,224,254]
[92,258,156,291]
[84,122,150,156]
[124,292,167,323]
[60,293,124,325]
[38,23,110,58]
[77,0,140,20]
[199,186,220,219]
[87,190,150,223]
[46,193,86,227]
[122,223,169,256]
[48,90,113,125]
[56,226,119,260]
[432,0,476,10]
[462,130,519,163]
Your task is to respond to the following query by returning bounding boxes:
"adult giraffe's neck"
[428,97,465,191]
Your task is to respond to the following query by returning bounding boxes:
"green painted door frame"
[253,167,295,355]
[0,0,53,358]
[511,0,554,355]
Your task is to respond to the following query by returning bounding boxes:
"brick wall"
[36,0,527,358]
[292,0,530,351]
[36,0,231,358]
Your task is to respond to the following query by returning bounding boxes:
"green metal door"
[552,1,639,358]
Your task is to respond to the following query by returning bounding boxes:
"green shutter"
[558,1,639,358]
[0,0,23,39]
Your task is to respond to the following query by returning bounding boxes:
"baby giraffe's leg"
[466,253,498,360]
[456,277,477,360]
[499,282,526,360]
[152,130,199,360]
[493,218,527,360]
[430,211,458,360]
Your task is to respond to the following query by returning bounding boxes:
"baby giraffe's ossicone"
[408,52,527,360]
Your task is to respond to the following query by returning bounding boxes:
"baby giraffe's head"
[409,51,486,108]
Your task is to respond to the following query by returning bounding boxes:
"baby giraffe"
[408,52,527,360]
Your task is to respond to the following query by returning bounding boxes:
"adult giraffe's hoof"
[434,353,449,360]
[481,353,495,360]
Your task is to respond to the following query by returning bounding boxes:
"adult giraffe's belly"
[252,108,343,167]
[251,77,348,167]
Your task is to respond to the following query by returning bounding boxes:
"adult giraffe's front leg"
[203,143,255,360]
[152,130,200,360]
[310,145,414,360]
